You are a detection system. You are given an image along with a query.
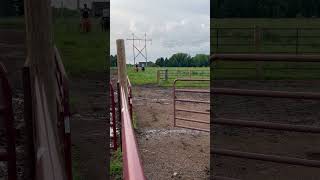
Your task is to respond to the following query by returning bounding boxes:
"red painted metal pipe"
[110,83,117,150]
[127,76,133,120]
[120,86,145,180]
[0,63,17,180]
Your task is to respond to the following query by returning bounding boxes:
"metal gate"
[0,62,17,180]
[211,54,320,180]
[173,79,210,132]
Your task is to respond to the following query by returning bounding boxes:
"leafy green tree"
[155,57,165,67]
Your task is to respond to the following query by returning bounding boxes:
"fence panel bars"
[211,54,320,180]
[173,79,210,132]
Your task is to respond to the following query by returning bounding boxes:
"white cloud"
[111,0,210,64]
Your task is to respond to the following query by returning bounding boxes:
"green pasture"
[211,18,320,80]
[0,17,108,78]
[211,18,320,54]
[54,18,108,77]
[123,67,210,87]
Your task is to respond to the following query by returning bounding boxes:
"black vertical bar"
[22,65,35,180]
[117,82,122,152]
[296,28,299,54]
[216,28,219,53]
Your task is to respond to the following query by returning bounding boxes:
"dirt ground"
[0,29,107,180]
[69,77,107,180]
[133,85,210,180]
[212,80,320,180]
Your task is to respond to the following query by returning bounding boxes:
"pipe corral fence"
[211,53,320,180]
[116,39,145,180]
[211,27,320,54]
[23,46,72,180]
[0,62,17,180]
[110,76,132,151]
[173,79,210,132]
[157,69,210,84]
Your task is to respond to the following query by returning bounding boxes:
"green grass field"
[0,17,108,78]
[54,18,108,77]
[123,67,210,87]
[211,18,320,80]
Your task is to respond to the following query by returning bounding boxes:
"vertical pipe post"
[110,84,117,150]
[216,28,219,52]
[117,82,122,151]
[22,63,35,180]
[296,28,299,54]
[1,66,17,180]
[173,80,176,127]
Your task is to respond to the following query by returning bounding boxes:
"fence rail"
[116,39,145,180]
[0,62,17,180]
[157,69,210,84]
[211,53,320,180]
[211,27,320,54]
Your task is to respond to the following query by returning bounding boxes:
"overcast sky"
[111,0,210,64]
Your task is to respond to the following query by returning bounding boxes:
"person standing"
[80,3,91,32]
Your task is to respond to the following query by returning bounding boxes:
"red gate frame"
[0,62,17,180]
[173,79,210,132]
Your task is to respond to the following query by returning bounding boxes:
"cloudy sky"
[111,0,210,64]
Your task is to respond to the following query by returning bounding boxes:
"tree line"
[110,53,209,67]
[212,0,320,18]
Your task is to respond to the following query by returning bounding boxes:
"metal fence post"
[216,28,219,52]
[296,28,300,54]
[117,82,122,151]
[22,62,35,180]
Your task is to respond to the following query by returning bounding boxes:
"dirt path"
[212,80,320,180]
[133,85,210,180]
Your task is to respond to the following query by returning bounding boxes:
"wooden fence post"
[24,0,66,178]
[165,69,168,81]
[25,0,58,123]
[116,39,128,97]
[157,70,160,84]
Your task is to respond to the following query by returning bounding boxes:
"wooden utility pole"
[116,39,128,97]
